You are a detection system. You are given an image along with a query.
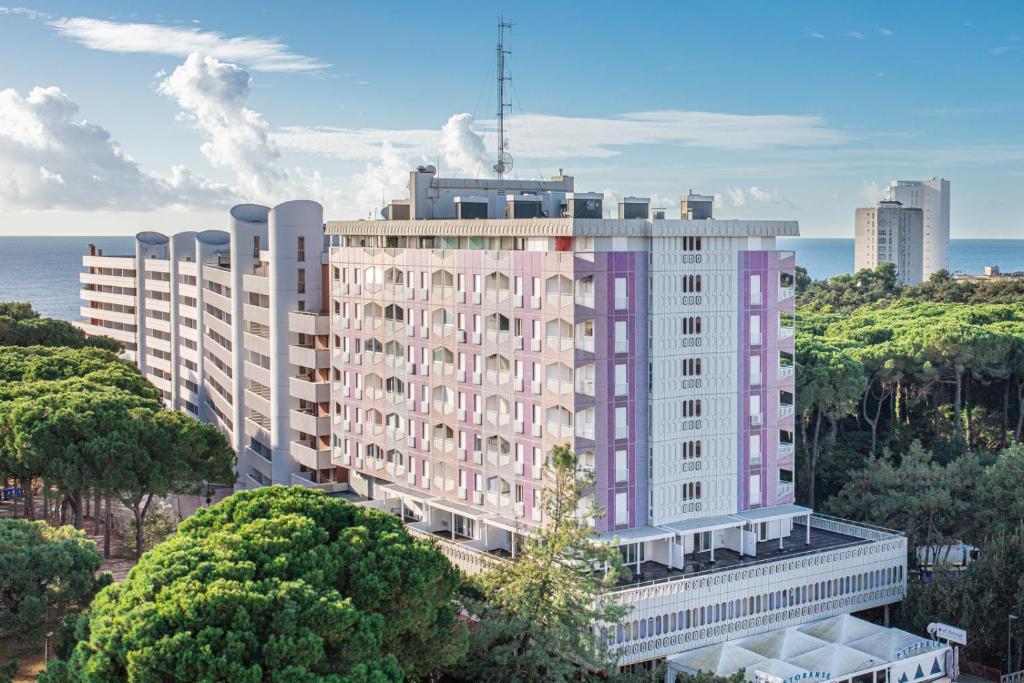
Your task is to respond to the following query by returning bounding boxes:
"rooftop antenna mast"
[493,16,513,178]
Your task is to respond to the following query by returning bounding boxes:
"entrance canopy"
[666,615,948,683]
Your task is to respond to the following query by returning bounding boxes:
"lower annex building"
[80,167,942,679]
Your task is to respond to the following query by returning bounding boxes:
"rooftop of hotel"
[325,217,800,238]
[326,165,799,238]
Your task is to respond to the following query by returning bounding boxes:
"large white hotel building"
[81,167,941,680]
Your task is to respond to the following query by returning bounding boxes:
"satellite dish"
[493,152,513,176]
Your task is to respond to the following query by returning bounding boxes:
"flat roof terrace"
[613,522,867,590]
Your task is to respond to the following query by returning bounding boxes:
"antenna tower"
[493,16,513,177]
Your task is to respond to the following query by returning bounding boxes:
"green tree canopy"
[43,486,466,683]
[0,301,120,351]
[0,519,103,639]
[447,445,628,682]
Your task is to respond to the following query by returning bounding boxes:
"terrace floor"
[615,523,865,587]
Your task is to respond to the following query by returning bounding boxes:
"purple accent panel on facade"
[738,251,768,511]
[737,250,797,512]
[591,251,648,534]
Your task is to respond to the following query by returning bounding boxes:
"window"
[615,363,628,396]
[750,274,761,304]
[253,235,260,258]
[615,492,629,526]
[614,277,627,309]
[615,449,628,483]
[750,355,761,385]
[749,434,761,465]
[297,268,305,294]
[615,320,628,353]
[615,406,628,439]
[749,474,761,506]
[297,236,305,262]
[749,314,762,345]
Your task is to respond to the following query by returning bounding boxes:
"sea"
[2,235,1024,321]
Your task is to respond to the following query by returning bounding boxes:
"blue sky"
[0,0,1022,236]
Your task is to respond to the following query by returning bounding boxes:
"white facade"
[80,202,341,493]
[854,201,924,285]
[80,171,908,668]
[886,178,950,278]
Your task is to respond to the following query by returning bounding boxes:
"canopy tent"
[666,615,948,683]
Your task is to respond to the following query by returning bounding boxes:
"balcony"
[576,379,595,396]
[289,374,330,403]
[241,273,268,296]
[290,408,330,435]
[79,271,135,289]
[242,303,269,326]
[290,470,348,494]
[778,364,795,380]
[546,336,573,352]
[79,305,134,325]
[778,286,795,301]
[80,288,136,308]
[288,310,329,335]
[547,422,574,439]
[289,343,329,369]
[291,439,332,470]
[76,321,136,344]
[575,422,595,440]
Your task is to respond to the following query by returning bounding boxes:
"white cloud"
[808,31,825,39]
[861,180,886,204]
[726,187,747,207]
[747,186,772,201]
[721,186,794,209]
[158,53,286,199]
[0,5,48,19]
[879,27,894,36]
[50,16,328,73]
[438,113,490,177]
[0,85,232,211]
[352,143,413,219]
[846,30,864,39]
[277,109,848,162]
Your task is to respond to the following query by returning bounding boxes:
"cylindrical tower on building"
[268,200,324,485]
[229,205,270,487]
[193,230,230,420]
[134,231,170,379]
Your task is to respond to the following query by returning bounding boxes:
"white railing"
[1002,670,1024,683]
[809,513,903,542]
[405,526,504,576]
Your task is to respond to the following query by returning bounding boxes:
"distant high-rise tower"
[885,178,950,277]
[855,200,924,284]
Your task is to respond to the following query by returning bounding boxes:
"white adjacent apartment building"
[854,200,925,285]
[885,178,950,278]
[81,167,920,674]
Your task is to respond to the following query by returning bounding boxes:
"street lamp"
[1010,614,1019,673]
